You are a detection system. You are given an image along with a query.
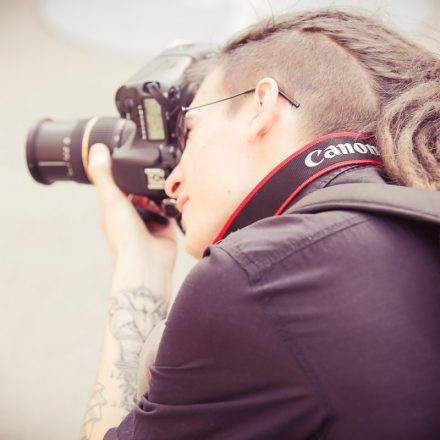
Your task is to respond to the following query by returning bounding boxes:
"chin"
[184,235,205,260]
[183,223,215,260]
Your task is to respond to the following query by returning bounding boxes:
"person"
[80,8,440,440]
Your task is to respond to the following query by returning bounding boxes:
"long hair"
[219,9,440,190]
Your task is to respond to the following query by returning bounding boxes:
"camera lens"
[26,117,136,185]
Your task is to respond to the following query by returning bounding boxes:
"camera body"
[26,43,216,213]
[112,43,214,199]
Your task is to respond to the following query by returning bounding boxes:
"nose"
[165,163,183,199]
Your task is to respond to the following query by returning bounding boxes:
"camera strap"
[213,132,383,244]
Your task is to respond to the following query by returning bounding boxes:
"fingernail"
[89,143,108,164]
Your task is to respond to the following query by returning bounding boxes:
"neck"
[212,132,382,245]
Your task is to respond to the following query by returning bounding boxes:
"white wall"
[1,1,439,439]
[39,0,440,56]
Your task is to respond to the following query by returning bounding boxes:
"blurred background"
[1,0,439,438]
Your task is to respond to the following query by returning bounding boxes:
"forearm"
[82,144,177,439]
[81,284,168,440]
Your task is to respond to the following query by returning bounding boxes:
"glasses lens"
[176,110,187,151]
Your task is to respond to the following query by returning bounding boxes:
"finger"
[128,194,163,215]
[88,143,123,204]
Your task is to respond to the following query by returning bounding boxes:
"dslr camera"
[26,43,215,220]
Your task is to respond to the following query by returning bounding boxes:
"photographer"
[82,9,440,440]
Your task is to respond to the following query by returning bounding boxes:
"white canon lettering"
[353,142,368,153]
[305,149,324,167]
[366,143,380,155]
[337,143,355,154]
[304,141,380,167]
[323,145,342,159]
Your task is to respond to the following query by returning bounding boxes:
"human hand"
[87,143,177,296]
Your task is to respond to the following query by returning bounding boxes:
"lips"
[176,196,189,213]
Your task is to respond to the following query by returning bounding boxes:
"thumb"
[88,143,122,203]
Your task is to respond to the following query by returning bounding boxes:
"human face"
[165,69,265,259]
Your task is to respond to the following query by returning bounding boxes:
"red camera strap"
[213,132,383,244]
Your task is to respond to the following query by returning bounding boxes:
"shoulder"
[166,245,255,337]
[216,208,373,281]
[165,209,372,339]
[175,245,250,311]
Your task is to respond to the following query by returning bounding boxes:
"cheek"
[183,122,246,209]
[194,159,237,203]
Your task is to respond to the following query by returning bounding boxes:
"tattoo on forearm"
[81,382,107,440]
[109,287,167,412]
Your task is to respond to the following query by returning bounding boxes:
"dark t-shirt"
[105,166,440,439]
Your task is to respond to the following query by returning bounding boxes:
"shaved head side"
[217,9,440,190]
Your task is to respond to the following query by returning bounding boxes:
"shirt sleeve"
[104,245,325,440]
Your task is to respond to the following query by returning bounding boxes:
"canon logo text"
[305,142,380,167]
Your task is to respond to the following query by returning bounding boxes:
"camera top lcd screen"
[144,98,166,141]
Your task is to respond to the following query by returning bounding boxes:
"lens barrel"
[26,117,135,185]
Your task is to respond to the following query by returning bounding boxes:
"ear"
[247,77,280,143]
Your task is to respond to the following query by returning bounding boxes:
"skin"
[165,67,307,258]
[80,66,308,439]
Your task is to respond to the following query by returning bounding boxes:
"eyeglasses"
[176,87,300,151]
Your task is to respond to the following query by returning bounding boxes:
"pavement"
[0,1,438,439]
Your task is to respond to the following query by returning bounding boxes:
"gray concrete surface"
[1,1,438,439]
